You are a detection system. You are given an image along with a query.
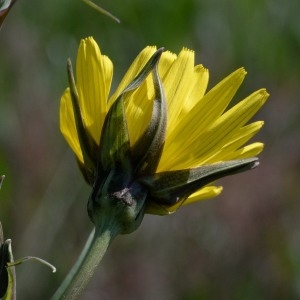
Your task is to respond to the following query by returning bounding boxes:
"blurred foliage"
[0,0,300,299]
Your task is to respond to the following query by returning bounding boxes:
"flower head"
[60,37,268,230]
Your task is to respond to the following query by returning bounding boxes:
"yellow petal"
[105,46,157,145]
[181,185,223,205]
[224,121,264,149]
[222,142,265,160]
[166,186,223,215]
[60,88,83,162]
[124,49,177,146]
[182,64,209,114]
[203,121,264,163]
[76,37,113,144]
[190,89,268,164]
[161,48,195,133]
[145,186,222,215]
[158,68,247,171]
[159,50,177,77]
[110,46,157,103]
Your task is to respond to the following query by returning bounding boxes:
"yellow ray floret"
[60,37,268,215]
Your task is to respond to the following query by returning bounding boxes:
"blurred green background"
[0,0,299,299]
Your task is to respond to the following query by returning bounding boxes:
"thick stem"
[51,224,119,300]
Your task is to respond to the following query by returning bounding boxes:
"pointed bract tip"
[156,47,165,54]
[250,159,260,169]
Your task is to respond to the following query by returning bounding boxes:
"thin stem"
[82,0,120,23]
[51,224,119,300]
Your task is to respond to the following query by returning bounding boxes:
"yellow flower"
[60,37,268,217]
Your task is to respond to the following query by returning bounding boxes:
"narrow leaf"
[141,158,259,205]
[132,60,167,176]
[0,239,15,300]
[3,265,15,300]
[99,94,131,174]
[67,59,98,184]
[8,256,56,273]
[121,48,164,94]
[98,48,165,177]
[82,0,120,23]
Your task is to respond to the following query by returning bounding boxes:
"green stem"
[51,223,119,300]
